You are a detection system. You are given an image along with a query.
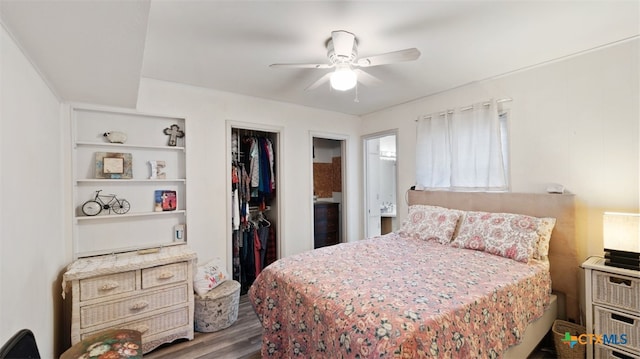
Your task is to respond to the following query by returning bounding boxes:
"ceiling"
[1,1,638,116]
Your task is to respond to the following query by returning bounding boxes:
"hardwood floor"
[145,295,261,359]
[145,294,557,359]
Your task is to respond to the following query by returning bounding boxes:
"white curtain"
[416,112,452,188]
[416,100,507,190]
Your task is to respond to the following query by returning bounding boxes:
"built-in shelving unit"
[71,104,187,258]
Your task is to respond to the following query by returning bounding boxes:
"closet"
[230,126,280,294]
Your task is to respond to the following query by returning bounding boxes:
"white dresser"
[63,245,197,354]
[583,257,640,359]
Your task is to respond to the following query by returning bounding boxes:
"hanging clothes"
[253,229,262,276]
[240,227,255,294]
[266,138,275,190]
[232,188,240,230]
[232,130,277,293]
[232,229,241,283]
[258,224,269,271]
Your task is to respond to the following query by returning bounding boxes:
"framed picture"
[154,190,177,211]
[103,157,124,174]
[95,152,132,179]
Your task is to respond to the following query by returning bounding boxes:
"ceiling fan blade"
[331,30,356,58]
[270,63,333,69]
[354,69,382,87]
[305,72,332,91]
[356,48,421,67]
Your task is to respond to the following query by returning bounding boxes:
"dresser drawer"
[314,231,338,248]
[315,203,338,219]
[595,344,640,359]
[142,262,188,289]
[81,306,190,341]
[80,284,189,328]
[314,219,338,233]
[79,271,136,301]
[594,306,639,355]
[593,271,639,312]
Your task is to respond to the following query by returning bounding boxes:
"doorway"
[226,121,282,293]
[363,131,398,238]
[311,135,346,249]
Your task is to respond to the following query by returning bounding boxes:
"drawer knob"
[133,324,149,334]
[99,282,119,291]
[158,272,174,280]
[130,301,149,310]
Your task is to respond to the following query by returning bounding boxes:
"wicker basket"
[552,319,586,359]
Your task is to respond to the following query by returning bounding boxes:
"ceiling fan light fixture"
[330,64,357,91]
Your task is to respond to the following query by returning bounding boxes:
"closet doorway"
[311,134,347,249]
[227,122,282,294]
[363,131,398,238]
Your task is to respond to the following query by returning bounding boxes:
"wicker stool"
[194,280,241,333]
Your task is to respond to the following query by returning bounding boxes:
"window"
[415,100,509,191]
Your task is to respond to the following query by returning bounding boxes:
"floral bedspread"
[248,233,551,358]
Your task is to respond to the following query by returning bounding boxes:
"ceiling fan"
[270,30,421,92]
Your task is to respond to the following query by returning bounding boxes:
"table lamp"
[603,212,640,270]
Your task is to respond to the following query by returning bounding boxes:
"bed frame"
[407,190,578,356]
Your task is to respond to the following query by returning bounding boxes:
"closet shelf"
[75,210,186,222]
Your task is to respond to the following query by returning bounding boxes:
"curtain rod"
[417,98,512,121]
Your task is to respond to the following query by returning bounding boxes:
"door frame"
[309,131,349,247]
[362,129,398,238]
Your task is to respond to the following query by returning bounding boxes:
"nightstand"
[583,257,639,359]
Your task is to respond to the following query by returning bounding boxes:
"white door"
[365,138,381,237]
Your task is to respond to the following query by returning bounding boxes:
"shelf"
[75,179,186,184]
[71,104,187,258]
[75,141,185,151]
[76,210,186,222]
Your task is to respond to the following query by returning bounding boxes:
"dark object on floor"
[0,329,41,359]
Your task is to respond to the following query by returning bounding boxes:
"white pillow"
[193,258,230,296]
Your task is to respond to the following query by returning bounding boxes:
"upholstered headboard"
[407,190,579,322]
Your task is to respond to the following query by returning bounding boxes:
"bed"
[249,190,578,358]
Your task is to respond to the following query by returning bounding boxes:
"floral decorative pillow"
[534,217,556,260]
[398,205,462,244]
[194,258,229,296]
[451,211,540,262]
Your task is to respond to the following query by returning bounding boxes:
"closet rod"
[417,97,512,121]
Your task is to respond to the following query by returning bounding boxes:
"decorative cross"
[163,124,184,146]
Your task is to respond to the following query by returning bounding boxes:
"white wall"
[0,24,68,357]
[361,38,639,262]
[313,138,340,164]
[136,78,362,264]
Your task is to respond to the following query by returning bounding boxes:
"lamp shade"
[330,64,357,91]
[603,212,640,253]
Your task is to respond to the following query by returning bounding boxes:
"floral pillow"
[451,211,540,262]
[194,258,229,296]
[534,217,556,260]
[398,205,462,244]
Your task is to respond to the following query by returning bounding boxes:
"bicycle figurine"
[82,190,131,216]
